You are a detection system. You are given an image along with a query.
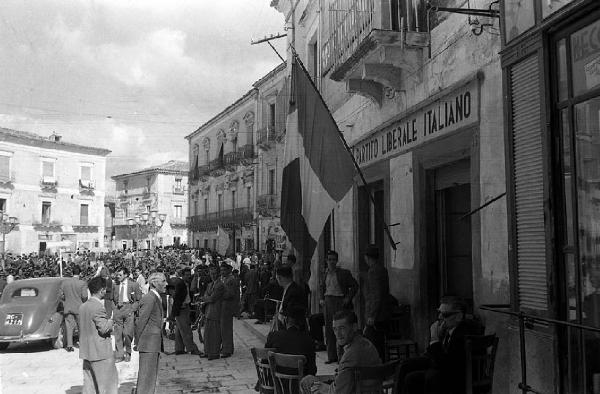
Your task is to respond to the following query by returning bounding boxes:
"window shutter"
[276,76,289,135]
[510,54,548,311]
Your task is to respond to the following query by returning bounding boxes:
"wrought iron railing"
[187,207,253,232]
[257,194,278,210]
[480,304,600,394]
[257,126,278,146]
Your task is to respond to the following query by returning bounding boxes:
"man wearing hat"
[363,244,391,360]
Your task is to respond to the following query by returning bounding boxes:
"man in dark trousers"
[112,267,141,362]
[136,272,167,394]
[243,264,259,318]
[169,267,201,355]
[60,265,88,352]
[362,244,392,360]
[320,250,358,363]
[265,305,317,376]
[276,265,307,329]
[79,276,117,394]
[220,262,239,357]
[398,296,483,394]
[202,265,225,360]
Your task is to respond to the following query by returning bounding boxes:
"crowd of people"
[0,244,484,394]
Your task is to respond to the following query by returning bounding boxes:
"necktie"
[119,283,125,303]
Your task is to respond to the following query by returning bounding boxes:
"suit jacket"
[170,277,192,318]
[320,268,358,302]
[78,297,114,362]
[265,326,317,376]
[365,264,390,322]
[244,269,259,294]
[60,276,88,314]
[281,281,307,316]
[203,279,225,321]
[221,274,240,315]
[136,291,164,353]
[426,319,484,394]
[329,335,382,394]
[112,278,141,310]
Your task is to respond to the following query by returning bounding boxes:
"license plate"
[5,313,22,325]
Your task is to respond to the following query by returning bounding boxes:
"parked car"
[0,277,67,350]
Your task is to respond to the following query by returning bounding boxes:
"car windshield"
[12,288,38,297]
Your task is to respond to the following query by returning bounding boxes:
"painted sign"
[351,79,479,167]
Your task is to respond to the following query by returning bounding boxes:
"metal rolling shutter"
[510,54,548,311]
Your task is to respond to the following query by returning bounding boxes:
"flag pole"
[290,52,398,250]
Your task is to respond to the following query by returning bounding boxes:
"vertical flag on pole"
[281,56,356,260]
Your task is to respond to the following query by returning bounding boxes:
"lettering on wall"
[351,79,479,167]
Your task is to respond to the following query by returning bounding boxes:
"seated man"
[301,310,381,394]
[266,305,317,376]
[398,296,483,394]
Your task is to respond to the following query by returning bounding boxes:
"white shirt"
[120,279,129,303]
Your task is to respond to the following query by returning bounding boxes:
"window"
[42,160,55,179]
[80,166,92,181]
[124,207,129,219]
[0,198,5,212]
[218,194,223,213]
[232,190,236,209]
[174,205,182,219]
[175,178,182,190]
[269,103,276,130]
[212,239,217,251]
[204,239,209,249]
[246,187,251,208]
[268,169,276,195]
[41,202,51,224]
[124,180,129,194]
[194,200,198,216]
[146,176,151,189]
[0,155,10,182]
[146,205,151,213]
[80,204,89,226]
[204,198,208,217]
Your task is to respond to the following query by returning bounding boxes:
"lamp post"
[1,211,19,270]
[128,210,165,251]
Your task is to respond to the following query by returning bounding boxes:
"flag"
[216,225,230,255]
[281,56,356,260]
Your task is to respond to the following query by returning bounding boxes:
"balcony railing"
[73,225,99,233]
[173,185,185,195]
[0,172,15,186]
[257,127,280,148]
[239,144,255,159]
[187,207,253,232]
[224,151,244,167]
[257,194,279,210]
[40,177,58,192]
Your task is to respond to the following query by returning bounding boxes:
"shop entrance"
[429,159,473,311]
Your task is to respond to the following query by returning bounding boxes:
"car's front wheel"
[52,320,65,349]
[0,342,9,351]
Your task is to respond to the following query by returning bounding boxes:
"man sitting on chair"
[301,310,381,394]
[398,296,483,394]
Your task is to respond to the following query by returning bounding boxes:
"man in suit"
[266,305,317,377]
[113,267,141,362]
[220,262,239,357]
[243,264,259,318]
[169,267,202,355]
[60,265,88,352]
[362,244,391,360]
[398,296,484,394]
[136,272,167,394]
[301,310,381,394]
[202,265,225,360]
[320,250,358,363]
[79,276,118,394]
[276,265,307,328]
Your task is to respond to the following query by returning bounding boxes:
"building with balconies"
[0,128,110,254]
[272,0,509,385]
[112,160,188,250]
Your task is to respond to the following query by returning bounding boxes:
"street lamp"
[1,211,19,270]
[127,211,166,251]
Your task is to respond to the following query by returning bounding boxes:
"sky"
[0,0,287,178]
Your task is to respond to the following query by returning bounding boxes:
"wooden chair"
[350,360,402,394]
[384,306,417,362]
[267,351,306,394]
[251,347,277,394]
[465,334,499,394]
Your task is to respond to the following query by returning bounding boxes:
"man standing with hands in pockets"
[79,276,118,394]
[136,272,167,394]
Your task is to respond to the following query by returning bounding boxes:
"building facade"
[272,0,510,391]
[500,0,600,392]
[186,63,289,254]
[0,128,110,254]
[112,160,188,250]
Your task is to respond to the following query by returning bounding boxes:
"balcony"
[209,158,225,177]
[0,172,15,189]
[79,179,95,196]
[189,164,211,184]
[257,127,282,149]
[33,220,62,232]
[173,185,186,195]
[321,0,429,106]
[40,176,58,193]
[224,151,244,169]
[187,207,253,232]
[73,225,99,233]
[257,194,279,217]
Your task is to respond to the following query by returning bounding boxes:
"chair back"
[267,351,306,394]
[465,334,499,394]
[351,360,401,394]
[251,347,277,394]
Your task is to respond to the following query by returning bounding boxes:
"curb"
[239,319,267,343]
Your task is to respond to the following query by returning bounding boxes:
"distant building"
[0,128,111,254]
[185,62,289,254]
[112,160,188,250]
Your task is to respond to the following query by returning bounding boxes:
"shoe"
[174,351,186,355]
[324,359,337,364]
[65,346,74,352]
[254,320,264,324]
[207,355,219,360]
[191,350,204,356]
[220,353,231,358]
